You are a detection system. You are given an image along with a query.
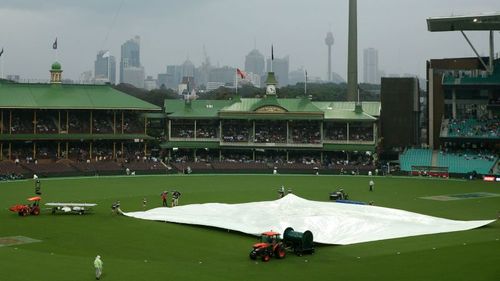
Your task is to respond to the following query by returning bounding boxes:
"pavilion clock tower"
[264,72,278,97]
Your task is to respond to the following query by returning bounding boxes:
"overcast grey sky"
[0,0,499,82]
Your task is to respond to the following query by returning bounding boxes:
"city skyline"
[363,48,379,84]
[0,0,499,82]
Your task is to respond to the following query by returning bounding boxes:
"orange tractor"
[249,231,286,262]
[9,196,41,216]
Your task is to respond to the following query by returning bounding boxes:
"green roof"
[219,113,324,120]
[221,97,323,113]
[142,112,168,119]
[218,97,323,120]
[0,82,161,111]
[265,72,278,85]
[313,101,380,120]
[164,98,379,122]
[165,100,234,119]
[323,110,376,121]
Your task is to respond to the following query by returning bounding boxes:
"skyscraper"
[94,50,116,84]
[157,73,168,89]
[166,65,183,89]
[363,48,379,84]
[245,49,265,77]
[181,59,195,78]
[120,36,141,83]
[123,66,145,88]
[208,66,236,85]
[266,56,289,86]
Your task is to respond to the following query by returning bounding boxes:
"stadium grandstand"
[397,13,500,177]
[0,62,166,179]
[162,72,381,174]
[399,56,499,176]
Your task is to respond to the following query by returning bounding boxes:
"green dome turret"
[50,61,63,84]
[51,61,62,71]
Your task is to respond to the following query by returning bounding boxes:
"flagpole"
[108,53,110,84]
[357,85,360,103]
[271,45,274,72]
[304,70,307,96]
[235,70,238,95]
[0,55,3,79]
[0,47,4,79]
[53,37,58,63]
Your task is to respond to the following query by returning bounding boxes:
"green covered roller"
[283,227,315,255]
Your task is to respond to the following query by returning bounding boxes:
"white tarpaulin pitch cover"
[123,194,495,245]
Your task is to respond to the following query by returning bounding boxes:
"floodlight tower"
[325,31,334,82]
[347,0,358,101]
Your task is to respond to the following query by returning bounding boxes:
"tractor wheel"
[249,251,257,260]
[32,208,40,216]
[275,247,286,259]
[261,253,270,262]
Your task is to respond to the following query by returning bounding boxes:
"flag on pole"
[304,69,308,95]
[0,48,3,57]
[52,38,58,50]
[236,68,246,79]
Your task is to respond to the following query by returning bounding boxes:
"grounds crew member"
[94,255,103,280]
[171,190,181,207]
[161,191,168,207]
[278,185,285,198]
[111,201,121,214]
[35,179,41,195]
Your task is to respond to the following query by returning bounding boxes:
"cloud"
[0,0,499,81]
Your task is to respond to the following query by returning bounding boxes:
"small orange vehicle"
[9,196,41,216]
[249,231,286,262]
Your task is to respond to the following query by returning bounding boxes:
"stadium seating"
[21,161,77,176]
[69,161,97,173]
[0,161,29,175]
[276,163,322,171]
[170,162,213,173]
[445,118,499,139]
[211,161,268,171]
[437,151,497,174]
[69,161,122,174]
[399,149,433,171]
[124,161,166,172]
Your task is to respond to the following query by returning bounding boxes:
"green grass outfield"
[0,175,499,281]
